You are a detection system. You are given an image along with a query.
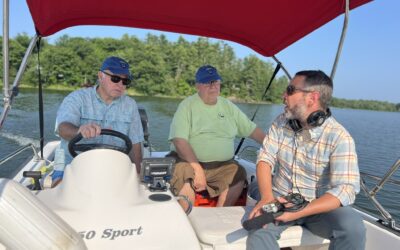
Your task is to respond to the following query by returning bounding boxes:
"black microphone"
[242,211,283,231]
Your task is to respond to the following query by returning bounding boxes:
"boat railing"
[236,145,259,163]
[360,158,400,232]
[236,149,400,232]
[0,143,41,169]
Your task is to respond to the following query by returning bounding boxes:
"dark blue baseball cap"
[195,65,222,84]
[100,56,132,79]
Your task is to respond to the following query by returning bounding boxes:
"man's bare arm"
[248,161,274,219]
[249,127,266,144]
[58,122,101,140]
[130,142,142,173]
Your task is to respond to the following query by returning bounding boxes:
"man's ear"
[307,91,320,107]
[98,71,103,82]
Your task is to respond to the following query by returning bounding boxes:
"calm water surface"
[1,89,399,221]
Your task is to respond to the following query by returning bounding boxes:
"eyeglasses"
[285,85,314,96]
[101,71,131,86]
[203,80,221,87]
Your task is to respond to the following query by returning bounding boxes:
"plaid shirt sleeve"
[327,131,360,206]
[257,117,282,171]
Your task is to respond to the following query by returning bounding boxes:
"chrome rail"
[330,0,349,80]
[272,56,292,80]
[360,158,400,231]
[236,145,259,163]
[1,0,10,129]
[235,151,400,232]
[0,34,40,129]
[0,143,40,168]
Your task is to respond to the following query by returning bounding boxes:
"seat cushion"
[189,206,330,248]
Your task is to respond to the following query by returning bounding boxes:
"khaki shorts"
[168,152,247,197]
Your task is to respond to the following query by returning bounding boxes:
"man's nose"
[282,91,288,99]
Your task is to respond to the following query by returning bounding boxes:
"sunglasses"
[285,85,314,96]
[101,71,131,86]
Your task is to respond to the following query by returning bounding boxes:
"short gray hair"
[295,70,333,109]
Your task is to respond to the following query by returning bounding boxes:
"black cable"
[235,63,281,155]
[242,192,308,231]
[36,37,44,159]
[292,134,303,196]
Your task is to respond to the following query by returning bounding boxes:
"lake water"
[1,89,399,222]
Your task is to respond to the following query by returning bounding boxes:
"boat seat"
[194,188,247,207]
[189,206,330,250]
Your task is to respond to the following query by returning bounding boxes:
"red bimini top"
[26,0,371,57]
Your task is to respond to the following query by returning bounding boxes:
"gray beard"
[284,109,295,120]
[285,103,307,121]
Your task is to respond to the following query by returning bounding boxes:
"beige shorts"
[168,152,247,197]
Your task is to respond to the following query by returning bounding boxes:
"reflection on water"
[1,89,399,222]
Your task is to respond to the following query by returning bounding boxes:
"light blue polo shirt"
[53,86,144,176]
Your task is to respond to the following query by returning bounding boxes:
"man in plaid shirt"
[247,70,366,250]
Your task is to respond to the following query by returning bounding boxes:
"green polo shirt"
[169,94,256,162]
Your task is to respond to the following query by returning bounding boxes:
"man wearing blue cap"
[168,65,265,209]
[52,56,144,185]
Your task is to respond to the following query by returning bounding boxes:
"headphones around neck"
[288,108,331,132]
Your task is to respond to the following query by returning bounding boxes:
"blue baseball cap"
[100,56,132,79]
[195,65,222,84]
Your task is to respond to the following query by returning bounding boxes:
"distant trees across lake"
[1,34,398,112]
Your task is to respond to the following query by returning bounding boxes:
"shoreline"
[16,85,271,105]
[14,85,399,111]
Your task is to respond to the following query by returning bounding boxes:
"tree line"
[0,33,398,112]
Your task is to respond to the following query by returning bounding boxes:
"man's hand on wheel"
[78,123,101,138]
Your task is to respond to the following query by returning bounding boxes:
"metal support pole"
[12,34,40,88]
[370,158,400,196]
[2,0,10,99]
[330,0,349,80]
[0,34,40,129]
[272,55,292,80]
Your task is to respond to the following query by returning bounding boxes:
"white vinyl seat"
[189,206,330,250]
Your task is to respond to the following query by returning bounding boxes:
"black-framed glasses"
[101,71,131,86]
[285,85,314,96]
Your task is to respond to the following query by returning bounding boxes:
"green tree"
[3,34,397,112]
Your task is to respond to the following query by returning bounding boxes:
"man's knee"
[247,228,280,250]
[334,207,365,234]
[337,215,366,246]
[179,182,195,196]
[327,207,366,249]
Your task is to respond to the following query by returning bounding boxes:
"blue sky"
[3,0,400,103]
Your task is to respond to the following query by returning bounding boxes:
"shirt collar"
[308,116,331,141]
[283,116,331,142]
[93,85,122,105]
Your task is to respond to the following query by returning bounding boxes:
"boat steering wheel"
[68,129,132,157]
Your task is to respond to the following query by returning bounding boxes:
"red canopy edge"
[26,0,372,57]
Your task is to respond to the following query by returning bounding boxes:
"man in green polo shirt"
[168,65,265,210]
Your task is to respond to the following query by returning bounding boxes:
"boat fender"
[0,178,87,249]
